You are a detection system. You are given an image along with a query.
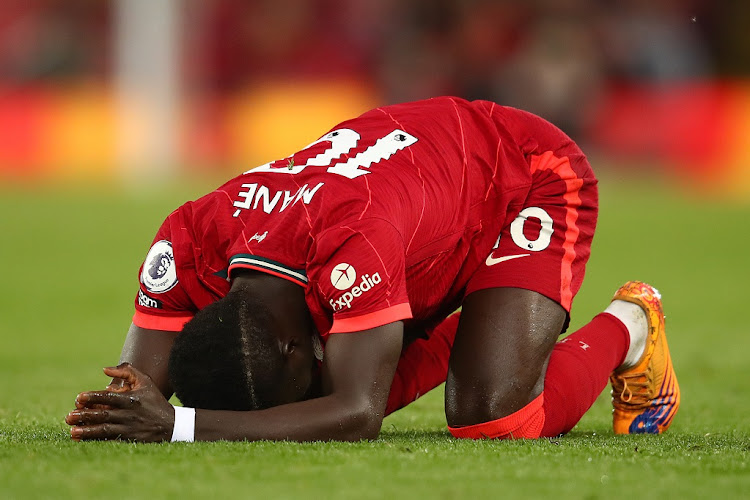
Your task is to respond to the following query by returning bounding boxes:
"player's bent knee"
[445,373,544,427]
[445,287,565,427]
[448,393,546,440]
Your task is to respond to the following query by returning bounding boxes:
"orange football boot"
[610,281,680,434]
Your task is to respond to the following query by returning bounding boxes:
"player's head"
[168,286,315,410]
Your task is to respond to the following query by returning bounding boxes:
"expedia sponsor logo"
[330,263,356,290]
[329,273,382,311]
[141,240,178,293]
[137,290,163,309]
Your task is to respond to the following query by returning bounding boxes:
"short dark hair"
[168,289,285,411]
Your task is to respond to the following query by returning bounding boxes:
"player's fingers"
[103,363,150,390]
[74,398,114,410]
[89,404,115,410]
[106,377,133,393]
[102,363,137,385]
[66,408,130,426]
[75,390,141,409]
[70,423,129,441]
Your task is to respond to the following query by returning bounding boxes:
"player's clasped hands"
[65,363,174,442]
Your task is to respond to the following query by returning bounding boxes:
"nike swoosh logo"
[485,253,531,266]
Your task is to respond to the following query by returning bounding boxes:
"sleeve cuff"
[132,310,194,332]
[329,303,412,333]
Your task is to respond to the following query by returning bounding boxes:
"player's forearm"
[194,394,384,442]
[118,323,179,398]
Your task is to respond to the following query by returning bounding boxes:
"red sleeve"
[132,310,193,331]
[133,211,198,331]
[309,218,412,334]
[385,312,460,415]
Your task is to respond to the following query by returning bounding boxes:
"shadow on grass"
[379,429,450,441]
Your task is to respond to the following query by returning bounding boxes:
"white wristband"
[171,405,196,442]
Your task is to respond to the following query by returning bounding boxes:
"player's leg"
[445,285,634,439]
[445,287,565,435]
[443,287,645,439]
[537,308,631,436]
[445,282,679,438]
[444,114,678,437]
[446,115,600,438]
[538,280,679,436]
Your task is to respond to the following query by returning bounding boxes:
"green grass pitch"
[1,172,748,499]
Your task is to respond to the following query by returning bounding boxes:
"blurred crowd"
[0,2,743,90]
[0,0,747,174]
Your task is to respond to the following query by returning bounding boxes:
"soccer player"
[66,97,679,442]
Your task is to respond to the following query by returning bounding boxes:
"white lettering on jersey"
[243,128,418,179]
[248,129,361,175]
[253,185,282,212]
[232,182,324,217]
[137,290,162,309]
[327,130,418,179]
[329,272,382,311]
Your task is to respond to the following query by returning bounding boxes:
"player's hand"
[65,363,174,443]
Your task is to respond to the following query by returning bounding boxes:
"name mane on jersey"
[230,127,418,217]
[232,182,324,217]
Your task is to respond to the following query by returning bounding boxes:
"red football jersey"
[134,97,536,338]
[133,97,600,414]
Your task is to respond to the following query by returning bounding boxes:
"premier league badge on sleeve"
[141,240,178,293]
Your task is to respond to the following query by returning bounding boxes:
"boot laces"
[614,372,652,406]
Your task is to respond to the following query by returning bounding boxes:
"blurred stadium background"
[2,3,749,497]
[0,0,748,195]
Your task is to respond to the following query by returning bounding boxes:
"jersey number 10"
[247,128,418,179]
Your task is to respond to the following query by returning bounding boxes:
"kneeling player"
[66,97,679,442]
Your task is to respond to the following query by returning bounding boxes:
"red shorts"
[466,115,598,316]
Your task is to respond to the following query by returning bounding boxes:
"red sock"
[540,312,629,437]
[449,393,545,439]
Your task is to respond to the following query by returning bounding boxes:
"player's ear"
[281,338,297,358]
[280,333,309,358]
[280,332,313,362]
